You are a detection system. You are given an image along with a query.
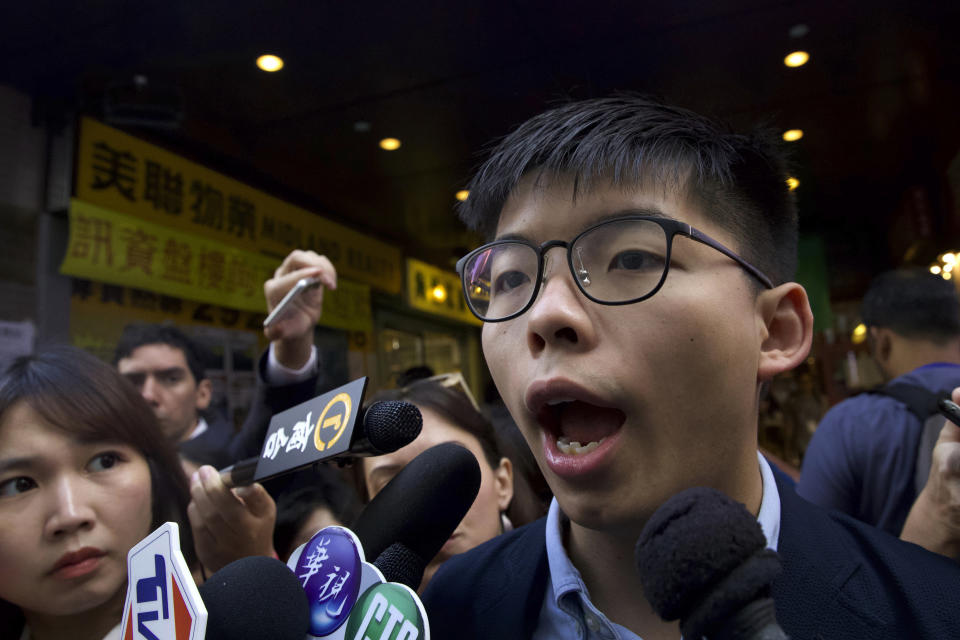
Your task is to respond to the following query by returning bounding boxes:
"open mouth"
[537,399,626,455]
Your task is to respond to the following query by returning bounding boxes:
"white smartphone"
[263,277,322,328]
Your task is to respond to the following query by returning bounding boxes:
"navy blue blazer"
[423,472,960,639]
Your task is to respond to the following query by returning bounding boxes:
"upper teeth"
[545,397,576,406]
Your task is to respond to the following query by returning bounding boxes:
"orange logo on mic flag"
[314,392,352,452]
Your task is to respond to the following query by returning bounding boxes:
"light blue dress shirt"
[532,452,782,640]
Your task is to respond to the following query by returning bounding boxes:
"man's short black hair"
[459,94,798,285]
[113,324,208,383]
[861,268,960,343]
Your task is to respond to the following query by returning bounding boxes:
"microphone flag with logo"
[219,377,422,486]
[256,377,369,482]
[121,522,206,640]
[286,525,430,640]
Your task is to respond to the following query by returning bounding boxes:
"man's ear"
[195,378,213,411]
[757,283,814,381]
[869,326,892,364]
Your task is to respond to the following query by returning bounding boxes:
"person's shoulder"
[900,363,960,389]
[777,480,960,638]
[814,390,913,442]
[422,518,548,634]
[426,518,547,596]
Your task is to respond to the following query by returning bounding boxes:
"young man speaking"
[422,96,960,639]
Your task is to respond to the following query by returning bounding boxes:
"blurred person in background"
[113,249,336,470]
[799,268,960,539]
[272,466,363,561]
[0,347,195,640]
[181,249,351,571]
[357,375,543,591]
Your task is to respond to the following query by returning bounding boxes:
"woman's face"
[363,405,513,589]
[0,401,154,619]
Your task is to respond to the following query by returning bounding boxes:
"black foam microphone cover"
[361,400,423,454]
[373,542,426,590]
[352,441,482,571]
[199,555,309,640]
[635,487,783,640]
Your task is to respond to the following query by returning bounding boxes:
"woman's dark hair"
[0,346,195,560]
[273,466,363,561]
[355,378,546,527]
[0,346,196,635]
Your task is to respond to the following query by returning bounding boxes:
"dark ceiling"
[3,0,959,301]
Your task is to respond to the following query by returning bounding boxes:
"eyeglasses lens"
[462,219,670,320]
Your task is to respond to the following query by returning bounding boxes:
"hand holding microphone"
[187,465,277,574]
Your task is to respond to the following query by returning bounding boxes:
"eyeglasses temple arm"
[686,227,774,289]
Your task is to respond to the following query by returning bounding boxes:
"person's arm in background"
[227,250,337,461]
[900,387,960,560]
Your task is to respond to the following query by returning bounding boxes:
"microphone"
[221,400,422,486]
[352,441,482,589]
[200,556,310,640]
[635,487,788,640]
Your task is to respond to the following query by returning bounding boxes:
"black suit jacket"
[178,351,320,469]
[422,471,960,639]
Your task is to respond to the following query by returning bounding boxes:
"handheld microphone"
[352,441,482,589]
[200,556,310,640]
[221,399,422,487]
[635,487,788,640]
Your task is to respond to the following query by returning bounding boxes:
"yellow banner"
[70,280,271,362]
[75,117,402,294]
[70,281,373,365]
[405,258,481,326]
[62,199,273,311]
[61,200,373,333]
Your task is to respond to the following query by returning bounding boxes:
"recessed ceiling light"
[786,177,800,190]
[455,190,469,201]
[784,51,810,68]
[782,129,804,142]
[379,137,401,151]
[789,24,809,39]
[256,54,284,72]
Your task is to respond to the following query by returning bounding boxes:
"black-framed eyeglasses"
[456,216,773,323]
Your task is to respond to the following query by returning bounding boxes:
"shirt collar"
[186,416,209,440]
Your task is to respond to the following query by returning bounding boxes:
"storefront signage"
[70,278,373,366]
[62,199,275,312]
[405,258,481,326]
[75,117,402,293]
